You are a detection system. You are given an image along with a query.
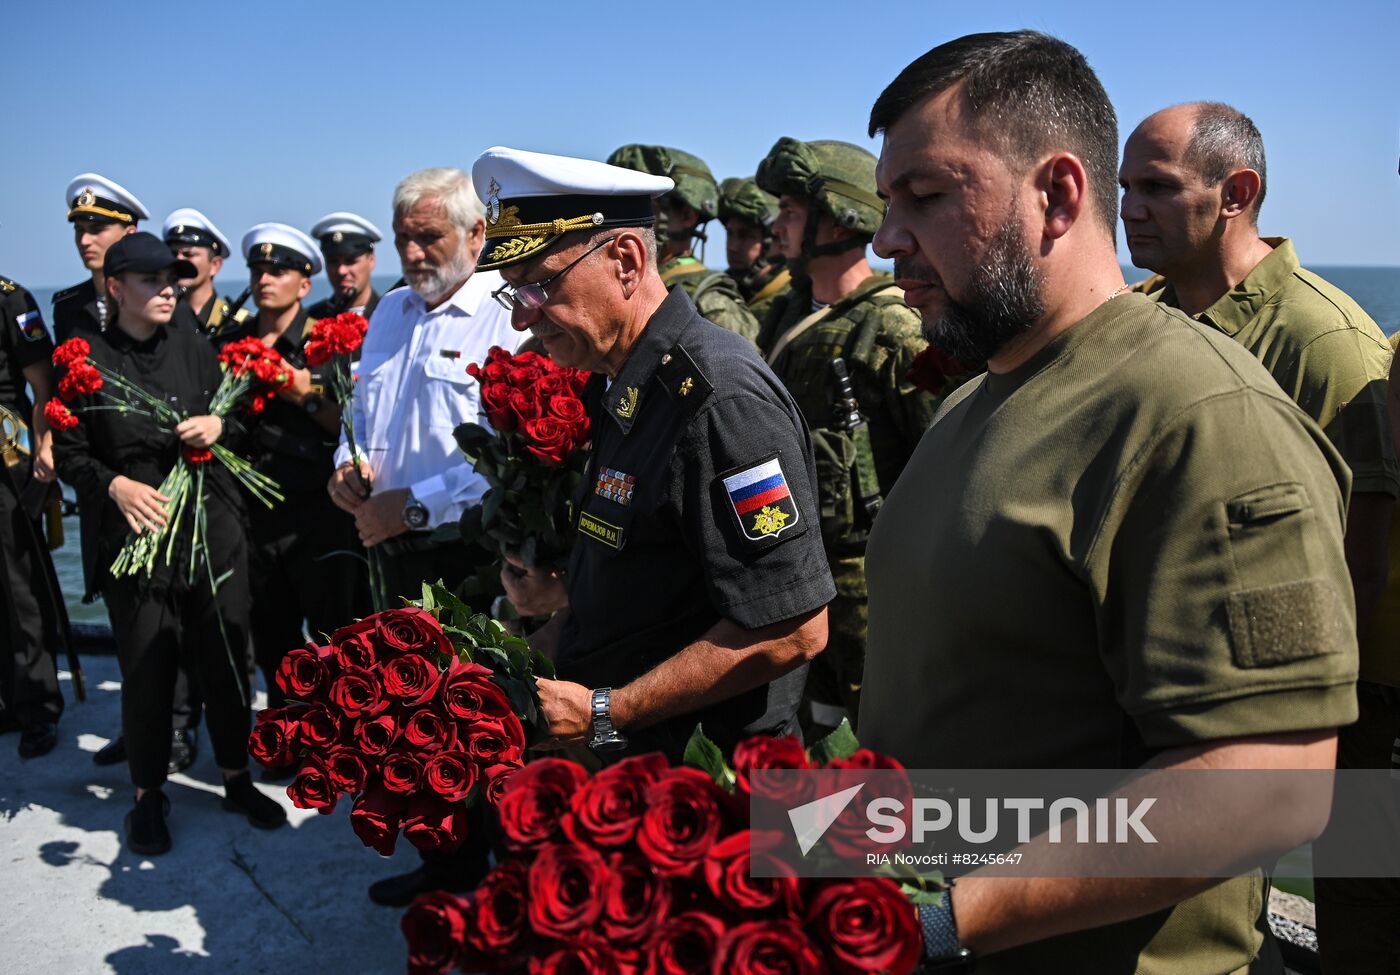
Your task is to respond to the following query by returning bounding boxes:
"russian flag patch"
[17,310,45,342]
[721,455,801,541]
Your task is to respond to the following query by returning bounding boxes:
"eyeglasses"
[491,236,616,312]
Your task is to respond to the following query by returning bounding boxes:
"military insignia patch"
[615,386,639,419]
[594,466,636,506]
[721,455,801,542]
[17,310,45,342]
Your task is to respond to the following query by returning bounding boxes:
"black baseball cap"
[104,231,198,278]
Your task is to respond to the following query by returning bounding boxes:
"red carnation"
[305,312,368,367]
[57,363,102,401]
[423,750,477,803]
[288,754,338,812]
[635,767,727,877]
[497,757,589,849]
[181,445,213,464]
[401,891,468,975]
[526,842,606,940]
[382,749,425,794]
[713,920,826,975]
[351,781,407,856]
[52,336,91,368]
[644,912,727,975]
[43,399,78,431]
[563,752,668,849]
[402,794,469,852]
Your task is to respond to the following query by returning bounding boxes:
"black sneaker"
[93,735,127,766]
[167,728,198,774]
[221,771,287,830]
[18,721,58,759]
[125,791,171,856]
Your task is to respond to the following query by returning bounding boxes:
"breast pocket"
[422,355,478,427]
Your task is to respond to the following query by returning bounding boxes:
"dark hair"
[1183,101,1267,218]
[869,31,1120,238]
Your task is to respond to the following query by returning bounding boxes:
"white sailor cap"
[66,173,149,225]
[163,208,232,257]
[242,222,323,276]
[309,211,382,259]
[471,146,673,271]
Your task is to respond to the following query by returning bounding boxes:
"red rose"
[527,842,606,940]
[481,361,511,385]
[328,666,383,718]
[563,752,668,849]
[423,750,477,803]
[330,620,378,669]
[355,712,399,757]
[375,607,453,657]
[42,399,79,431]
[401,891,468,975]
[805,878,923,975]
[288,755,338,812]
[644,912,727,975]
[297,704,341,749]
[403,708,455,753]
[402,795,469,852]
[508,386,542,423]
[733,735,811,796]
[507,363,546,389]
[602,852,672,945]
[527,936,621,975]
[351,781,407,855]
[326,747,369,794]
[636,768,726,877]
[52,336,91,368]
[247,708,301,767]
[439,663,512,722]
[465,860,530,960]
[495,756,588,851]
[382,749,425,794]
[714,920,825,975]
[482,762,516,807]
[823,750,910,860]
[704,831,803,914]
[481,382,518,433]
[275,646,328,701]
[547,395,589,438]
[522,416,573,467]
[383,652,444,705]
[465,714,526,766]
[535,371,573,397]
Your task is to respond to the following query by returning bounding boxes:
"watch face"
[405,504,428,529]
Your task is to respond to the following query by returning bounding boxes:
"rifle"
[828,358,883,523]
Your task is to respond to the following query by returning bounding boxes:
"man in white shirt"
[327,167,518,612]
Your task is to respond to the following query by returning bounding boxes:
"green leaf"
[481,487,504,529]
[682,724,737,791]
[899,880,948,906]
[806,717,861,766]
[418,582,437,614]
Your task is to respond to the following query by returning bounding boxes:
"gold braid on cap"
[483,209,604,240]
[68,204,135,224]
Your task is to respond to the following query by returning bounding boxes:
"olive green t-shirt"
[860,293,1358,974]
[1158,237,1398,498]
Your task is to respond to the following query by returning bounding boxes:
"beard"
[903,208,1045,364]
[405,244,475,302]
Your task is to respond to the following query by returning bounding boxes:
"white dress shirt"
[334,271,522,528]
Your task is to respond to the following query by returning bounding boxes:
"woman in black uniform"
[53,233,285,854]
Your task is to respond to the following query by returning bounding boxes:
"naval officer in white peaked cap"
[54,173,149,340]
[308,212,384,320]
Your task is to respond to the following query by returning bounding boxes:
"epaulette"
[52,283,83,302]
[0,276,16,293]
[657,343,713,415]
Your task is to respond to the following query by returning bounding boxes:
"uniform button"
[660,353,672,365]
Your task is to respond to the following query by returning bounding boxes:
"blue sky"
[2,0,1396,289]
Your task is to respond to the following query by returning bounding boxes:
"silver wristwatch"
[402,492,429,530]
[589,687,628,753]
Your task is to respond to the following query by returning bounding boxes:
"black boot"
[168,728,198,774]
[18,720,58,759]
[222,771,287,830]
[93,734,126,766]
[125,790,171,856]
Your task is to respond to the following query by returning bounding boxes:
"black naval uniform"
[0,277,66,733]
[53,324,252,789]
[172,291,247,339]
[50,279,104,343]
[214,309,363,706]
[559,287,835,760]
[306,288,381,324]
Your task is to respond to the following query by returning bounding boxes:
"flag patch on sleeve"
[722,455,801,541]
[18,310,45,342]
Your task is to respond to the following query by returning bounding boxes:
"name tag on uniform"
[439,349,461,359]
[578,511,624,549]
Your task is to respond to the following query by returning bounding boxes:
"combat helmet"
[718,176,779,230]
[608,144,720,248]
[756,137,885,263]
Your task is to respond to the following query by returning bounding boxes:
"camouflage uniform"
[718,177,792,329]
[608,145,761,345]
[757,138,939,729]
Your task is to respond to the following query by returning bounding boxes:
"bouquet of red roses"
[455,347,591,568]
[248,583,554,856]
[401,724,928,974]
[304,311,370,466]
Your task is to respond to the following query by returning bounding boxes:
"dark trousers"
[1314,681,1400,974]
[249,494,365,707]
[103,541,252,790]
[0,474,64,727]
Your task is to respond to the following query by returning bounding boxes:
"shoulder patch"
[17,309,47,341]
[718,454,803,544]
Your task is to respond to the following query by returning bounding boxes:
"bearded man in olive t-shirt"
[859,31,1357,975]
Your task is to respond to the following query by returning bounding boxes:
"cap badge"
[260,242,274,257]
[76,189,96,208]
[486,178,502,226]
[175,225,186,235]
[331,231,343,243]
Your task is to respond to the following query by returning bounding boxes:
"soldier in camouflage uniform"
[718,177,792,329]
[607,145,760,344]
[756,137,938,732]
